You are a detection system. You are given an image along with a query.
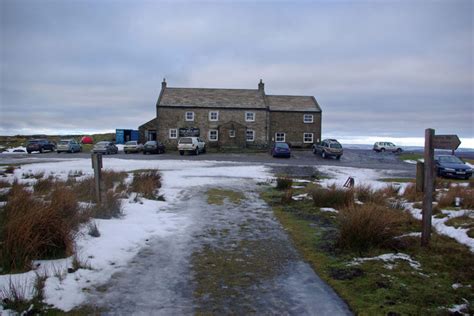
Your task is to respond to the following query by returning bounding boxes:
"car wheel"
[336,155,341,160]
[39,148,43,153]
[312,147,317,154]
[27,151,32,154]
[195,148,200,155]
[202,146,206,154]
[321,151,326,159]
[396,148,402,153]
[381,148,385,152]
[179,151,184,156]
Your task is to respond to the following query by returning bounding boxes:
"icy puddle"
[88,180,351,315]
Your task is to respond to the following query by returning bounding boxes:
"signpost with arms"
[420,129,461,247]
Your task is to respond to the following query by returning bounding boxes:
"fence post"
[421,129,434,247]
[91,153,103,204]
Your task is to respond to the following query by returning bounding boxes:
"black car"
[26,139,56,154]
[435,155,472,179]
[143,141,166,154]
[271,142,291,158]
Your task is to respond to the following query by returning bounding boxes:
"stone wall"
[156,107,268,148]
[270,112,321,148]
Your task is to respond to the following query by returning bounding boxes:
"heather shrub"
[438,186,474,209]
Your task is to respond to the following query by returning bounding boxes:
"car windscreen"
[59,141,70,145]
[438,156,463,164]
[179,138,192,144]
[125,141,136,145]
[330,143,342,149]
[145,141,156,145]
[275,143,289,148]
[28,140,40,144]
[96,142,109,146]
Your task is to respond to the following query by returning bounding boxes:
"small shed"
[116,129,139,144]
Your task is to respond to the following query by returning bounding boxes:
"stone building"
[139,79,322,149]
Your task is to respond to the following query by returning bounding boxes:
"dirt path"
[88,180,351,315]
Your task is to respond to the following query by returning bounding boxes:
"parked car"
[124,141,144,154]
[373,142,403,153]
[435,155,472,179]
[312,139,343,159]
[57,139,82,153]
[178,137,206,155]
[92,141,118,155]
[143,141,165,154]
[271,142,291,158]
[26,139,56,154]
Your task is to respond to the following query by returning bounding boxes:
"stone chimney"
[161,78,167,90]
[258,79,264,92]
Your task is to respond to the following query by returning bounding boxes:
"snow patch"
[320,207,338,213]
[349,253,421,270]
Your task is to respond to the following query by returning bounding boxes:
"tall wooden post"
[91,153,103,204]
[421,129,434,247]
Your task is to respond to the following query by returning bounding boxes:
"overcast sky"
[1,0,473,146]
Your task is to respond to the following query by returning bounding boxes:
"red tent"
[81,136,94,144]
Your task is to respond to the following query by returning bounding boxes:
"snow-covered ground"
[0,158,472,313]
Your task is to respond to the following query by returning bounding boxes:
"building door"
[148,130,157,141]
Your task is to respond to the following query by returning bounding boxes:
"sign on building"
[179,128,200,137]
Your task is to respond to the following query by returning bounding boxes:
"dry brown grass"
[129,170,161,199]
[276,176,293,191]
[337,203,408,252]
[4,165,17,174]
[73,171,127,202]
[437,186,474,209]
[91,190,123,219]
[402,183,423,202]
[0,179,10,188]
[1,185,75,271]
[308,184,354,209]
[33,175,55,195]
[102,170,127,191]
[281,188,293,204]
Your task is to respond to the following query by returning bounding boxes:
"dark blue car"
[271,142,291,158]
[435,155,472,179]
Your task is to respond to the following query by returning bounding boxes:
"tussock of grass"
[337,203,409,253]
[4,165,17,174]
[281,188,293,204]
[91,190,123,219]
[402,183,423,202]
[33,176,55,195]
[276,176,293,190]
[129,170,161,199]
[0,179,10,188]
[308,184,353,208]
[1,185,75,271]
[437,186,474,209]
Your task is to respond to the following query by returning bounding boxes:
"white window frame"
[209,111,219,121]
[169,128,177,139]
[185,111,194,121]
[246,129,255,142]
[208,129,218,141]
[229,130,236,138]
[245,112,255,122]
[303,114,314,123]
[303,133,314,143]
[275,132,285,142]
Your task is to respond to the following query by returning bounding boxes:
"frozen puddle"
[88,180,351,315]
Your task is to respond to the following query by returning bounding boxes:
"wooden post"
[91,153,103,204]
[421,129,434,247]
[416,161,424,193]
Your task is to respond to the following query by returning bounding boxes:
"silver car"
[92,141,118,155]
[57,139,82,153]
[124,141,144,154]
[373,142,403,153]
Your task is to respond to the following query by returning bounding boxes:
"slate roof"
[266,95,321,112]
[158,87,321,112]
[159,88,266,109]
